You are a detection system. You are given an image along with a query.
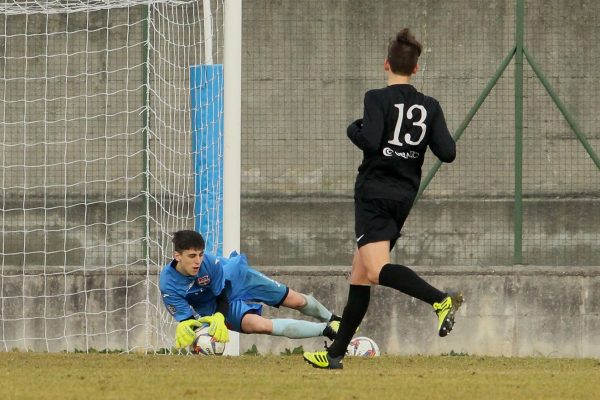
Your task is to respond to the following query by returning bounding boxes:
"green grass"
[1,352,599,400]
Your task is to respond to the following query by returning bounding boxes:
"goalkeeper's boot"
[322,320,340,341]
[303,350,344,370]
[329,314,342,322]
[322,319,360,341]
[433,292,464,337]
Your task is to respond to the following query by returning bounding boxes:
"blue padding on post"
[190,64,224,255]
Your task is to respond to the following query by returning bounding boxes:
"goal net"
[0,0,227,352]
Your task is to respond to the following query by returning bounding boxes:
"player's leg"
[282,290,341,338]
[234,270,340,340]
[240,313,332,339]
[379,258,463,336]
[369,199,463,337]
[432,292,464,337]
[327,198,394,356]
[325,249,371,356]
[240,313,272,334]
[303,249,370,369]
[356,237,457,328]
[281,290,340,339]
[356,239,391,283]
[241,266,338,323]
[306,197,390,369]
[281,289,336,322]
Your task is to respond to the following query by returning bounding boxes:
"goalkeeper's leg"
[239,268,340,323]
[240,313,337,339]
[283,290,339,323]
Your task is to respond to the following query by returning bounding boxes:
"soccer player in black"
[304,28,463,369]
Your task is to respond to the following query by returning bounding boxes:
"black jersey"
[347,84,455,202]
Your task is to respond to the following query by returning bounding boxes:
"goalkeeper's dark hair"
[172,230,205,253]
[387,28,422,75]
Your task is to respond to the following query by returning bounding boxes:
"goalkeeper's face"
[174,248,205,276]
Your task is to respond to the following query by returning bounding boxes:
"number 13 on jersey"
[387,103,427,147]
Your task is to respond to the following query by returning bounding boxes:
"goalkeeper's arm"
[174,292,227,348]
[215,290,229,318]
[175,318,203,349]
[198,291,230,342]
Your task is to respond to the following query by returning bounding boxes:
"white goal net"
[0,0,227,352]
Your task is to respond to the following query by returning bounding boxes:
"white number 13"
[388,103,427,146]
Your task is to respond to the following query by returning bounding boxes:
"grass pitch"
[1,352,598,400]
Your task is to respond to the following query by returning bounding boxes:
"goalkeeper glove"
[175,319,203,349]
[198,312,229,343]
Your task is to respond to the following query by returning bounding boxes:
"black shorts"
[354,197,413,250]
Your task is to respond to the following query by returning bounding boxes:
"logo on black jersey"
[383,147,420,159]
[197,275,211,286]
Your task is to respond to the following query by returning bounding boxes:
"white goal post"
[0,0,241,353]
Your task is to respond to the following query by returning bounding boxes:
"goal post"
[222,0,241,260]
[221,0,242,356]
[0,0,241,353]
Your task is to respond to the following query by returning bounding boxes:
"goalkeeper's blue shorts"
[224,261,289,332]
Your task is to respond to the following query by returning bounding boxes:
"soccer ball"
[191,324,226,356]
[346,336,380,357]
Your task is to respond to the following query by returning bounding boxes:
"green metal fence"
[416,0,600,264]
[241,0,600,267]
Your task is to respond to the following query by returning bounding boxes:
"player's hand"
[198,312,230,343]
[175,319,203,349]
[352,118,363,128]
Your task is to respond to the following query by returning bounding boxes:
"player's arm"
[160,288,203,348]
[174,318,204,349]
[196,255,230,342]
[428,102,456,163]
[197,292,230,343]
[215,290,229,318]
[347,91,385,154]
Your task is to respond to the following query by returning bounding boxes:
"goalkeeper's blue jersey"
[159,251,288,327]
[159,252,227,321]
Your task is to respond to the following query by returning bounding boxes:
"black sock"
[327,284,370,358]
[378,263,446,305]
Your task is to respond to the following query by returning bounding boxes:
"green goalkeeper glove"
[198,312,229,343]
[175,319,203,349]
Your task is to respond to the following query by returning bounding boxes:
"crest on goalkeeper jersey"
[197,275,211,286]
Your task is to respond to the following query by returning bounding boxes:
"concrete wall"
[242,265,600,357]
[2,264,600,358]
[241,197,600,267]
[2,196,596,268]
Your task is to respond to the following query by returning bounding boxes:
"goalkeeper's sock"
[271,319,327,339]
[327,284,370,358]
[379,263,446,305]
[298,294,333,322]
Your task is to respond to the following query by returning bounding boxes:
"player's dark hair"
[172,230,205,253]
[387,28,422,75]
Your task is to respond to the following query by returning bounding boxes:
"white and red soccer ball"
[191,324,226,356]
[346,336,380,357]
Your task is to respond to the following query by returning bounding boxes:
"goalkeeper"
[159,230,341,348]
